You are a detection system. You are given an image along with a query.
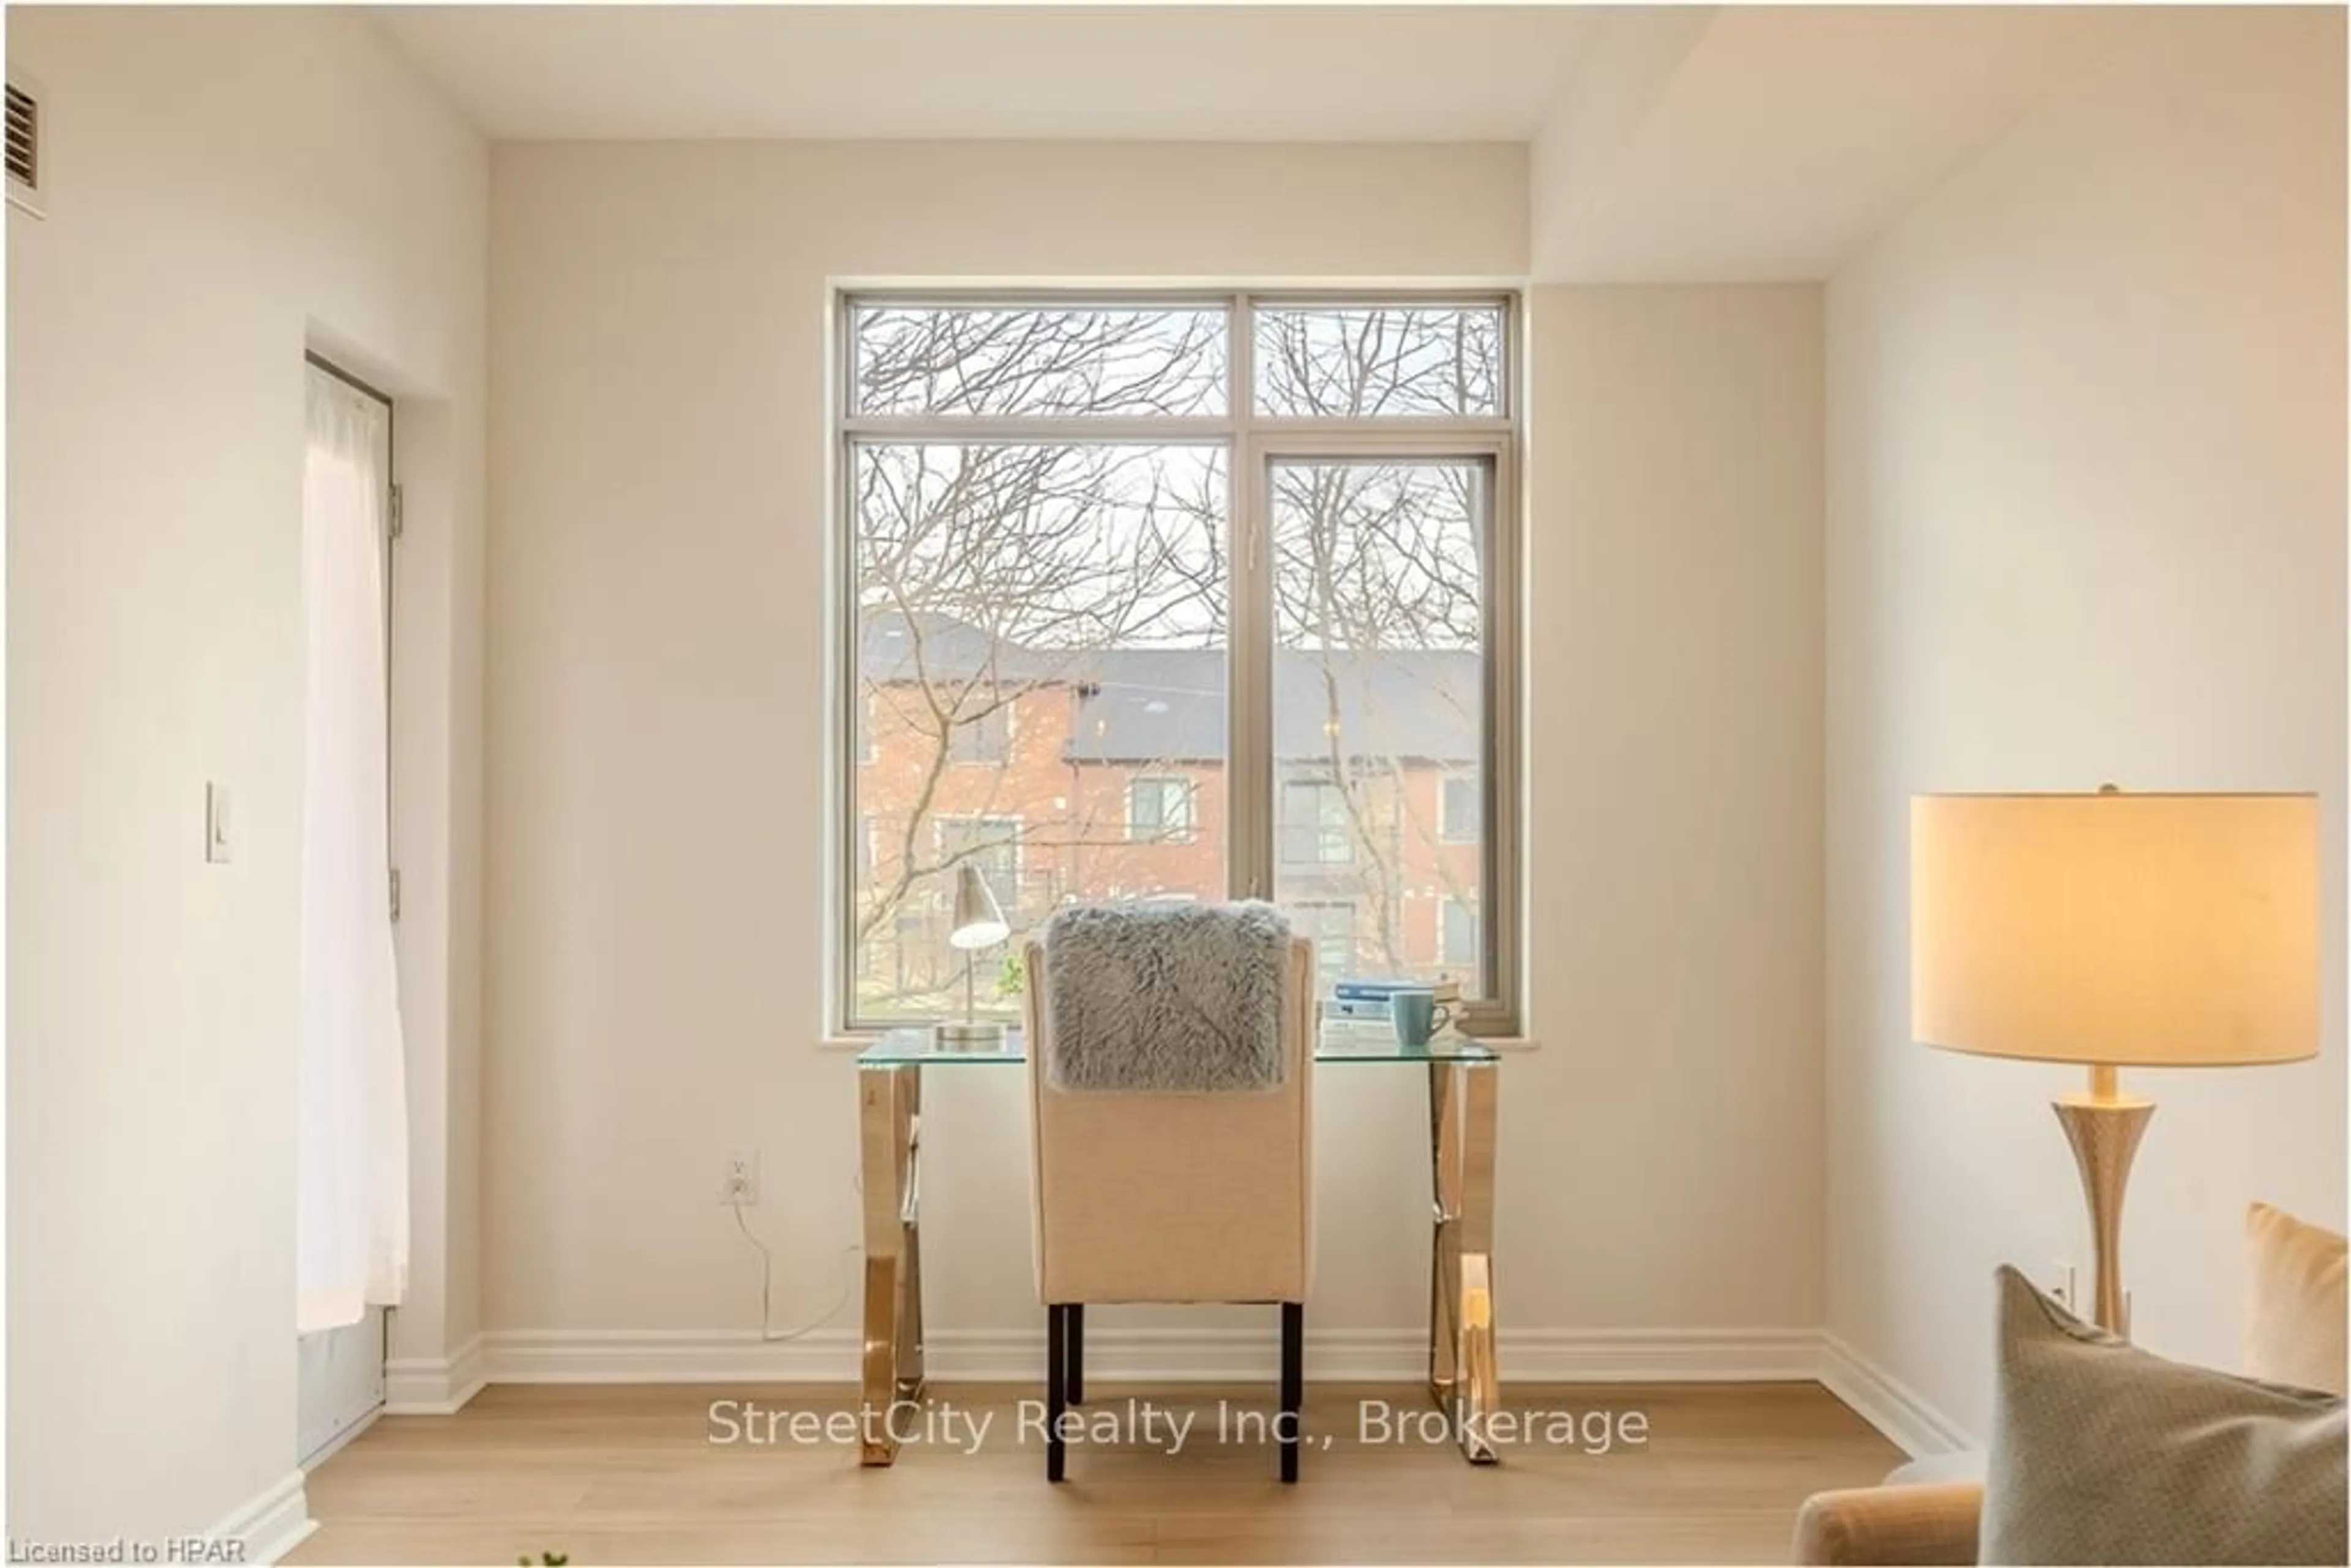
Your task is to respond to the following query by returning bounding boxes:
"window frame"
[834,288,1522,1037]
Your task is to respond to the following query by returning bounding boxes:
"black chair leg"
[1279,1300,1303,1483]
[1046,1304,1068,1482]
[1067,1304,1085,1405]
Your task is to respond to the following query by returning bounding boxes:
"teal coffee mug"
[1390,989,1451,1048]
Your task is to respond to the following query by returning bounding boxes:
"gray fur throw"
[1042,901,1292,1093]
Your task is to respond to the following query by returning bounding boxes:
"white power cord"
[730,1199,861,1343]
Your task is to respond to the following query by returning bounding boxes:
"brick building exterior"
[855,612,1482,1017]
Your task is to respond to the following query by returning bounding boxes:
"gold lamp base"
[2050,1063,2154,1337]
[934,1020,1005,1051]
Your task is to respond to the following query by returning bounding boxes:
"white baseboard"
[1817,1332,1973,1458]
[479,1324,1829,1387]
[301,1405,383,1471]
[204,1469,315,1566]
[1505,1326,1824,1382]
[385,1332,487,1414]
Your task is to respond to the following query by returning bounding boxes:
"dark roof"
[859,610,1062,685]
[1063,648,1226,763]
[862,610,1478,765]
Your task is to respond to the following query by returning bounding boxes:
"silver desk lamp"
[939,861,1011,1049]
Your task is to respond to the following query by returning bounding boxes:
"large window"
[840,294,1518,1031]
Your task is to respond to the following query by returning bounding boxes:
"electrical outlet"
[205,782,233,864]
[2047,1261,2077,1313]
[721,1149,760,1207]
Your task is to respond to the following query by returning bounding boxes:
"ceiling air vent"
[7,75,44,218]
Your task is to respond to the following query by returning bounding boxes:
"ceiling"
[1533,6,2143,280]
[372,6,1595,142]
[372,3,2152,280]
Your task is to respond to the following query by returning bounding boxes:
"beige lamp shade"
[1911,792,2320,1067]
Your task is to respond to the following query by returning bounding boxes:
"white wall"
[485,141,1828,1350]
[1523,286,1826,1331]
[1824,6,2347,1441]
[6,7,486,1542]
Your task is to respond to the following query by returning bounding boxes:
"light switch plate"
[205,782,232,864]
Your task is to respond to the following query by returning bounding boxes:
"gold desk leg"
[897,1070,926,1395]
[1428,1062,1458,1406]
[1428,1060,1500,1464]
[859,1065,923,1466]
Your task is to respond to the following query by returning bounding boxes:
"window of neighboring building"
[945,704,1011,765]
[1280,779,1354,865]
[1439,775,1480,843]
[839,294,1520,1031]
[1127,776,1196,842]
[1292,901,1359,992]
[1441,898,1479,970]
[934,815,1022,913]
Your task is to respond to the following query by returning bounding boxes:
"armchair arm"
[1792,1480,1982,1566]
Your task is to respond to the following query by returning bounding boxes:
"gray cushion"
[1981,1264,2348,1566]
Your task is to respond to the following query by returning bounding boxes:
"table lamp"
[939,861,1011,1049]
[1910,788,2320,1335]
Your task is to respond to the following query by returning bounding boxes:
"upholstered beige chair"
[1793,1203,2348,1564]
[1022,934,1316,1482]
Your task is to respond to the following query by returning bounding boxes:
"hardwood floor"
[292,1381,1901,1565]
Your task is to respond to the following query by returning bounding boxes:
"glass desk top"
[857,1024,1498,1067]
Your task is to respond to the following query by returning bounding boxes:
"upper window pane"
[852,304,1228,418]
[1254,304,1504,418]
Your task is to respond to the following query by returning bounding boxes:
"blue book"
[1333,978,1419,1000]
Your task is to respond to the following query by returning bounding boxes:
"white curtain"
[296,365,410,1335]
